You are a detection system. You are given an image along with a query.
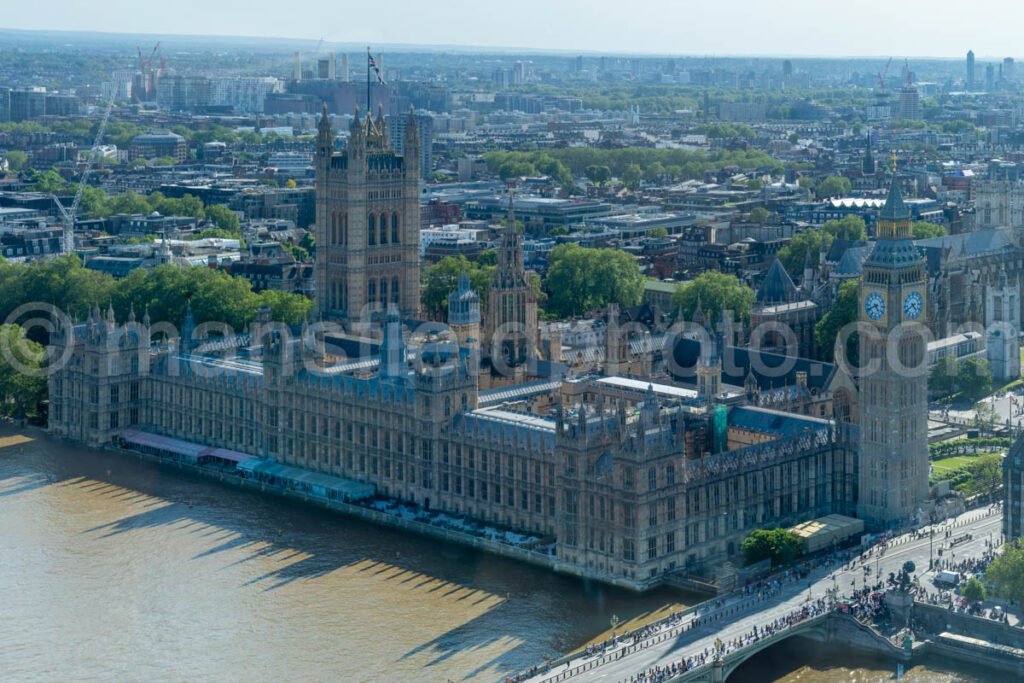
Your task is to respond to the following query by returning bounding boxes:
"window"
[666,497,676,521]
[391,213,400,243]
[379,212,388,244]
[368,214,376,245]
[368,281,376,304]
[648,467,657,491]
[391,277,400,304]
[623,539,635,562]
[648,503,657,527]
[666,464,675,487]
[665,532,675,554]
[648,536,658,560]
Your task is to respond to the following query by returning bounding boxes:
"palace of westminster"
[47,106,969,589]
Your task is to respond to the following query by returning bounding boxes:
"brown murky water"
[0,427,695,682]
[0,428,1003,682]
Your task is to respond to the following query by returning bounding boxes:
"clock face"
[865,293,886,321]
[903,291,923,319]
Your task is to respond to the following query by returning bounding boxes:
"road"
[522,507,1005,683]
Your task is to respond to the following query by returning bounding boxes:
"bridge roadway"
[521,507,1004,683]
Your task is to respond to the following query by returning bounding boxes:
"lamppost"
[610,614,620,641]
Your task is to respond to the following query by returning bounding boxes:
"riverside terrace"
[48,305,858,591]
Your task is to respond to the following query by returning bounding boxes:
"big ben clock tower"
[856,174,931,528]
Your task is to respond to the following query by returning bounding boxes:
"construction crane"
[877,57,893,92]
[135,42,162,101]
[53,91,116,254]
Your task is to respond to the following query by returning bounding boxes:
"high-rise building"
[211,77,282,114]
[315,105,421,321]
[986,63,996,92]
[857,178,930,528]
[8,88,46,122]
[386,112,433,180]
[1004,57,1016,84]
[897,85,921,120]
[340,54,350,82]
[967,50,975,90]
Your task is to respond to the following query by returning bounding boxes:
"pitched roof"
[878,180,910,222]
[756,259,799,305]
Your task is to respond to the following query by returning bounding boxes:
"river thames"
[0,427,1001,682]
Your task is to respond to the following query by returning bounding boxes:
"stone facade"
[857,180,931,529]
[314,104,421,321]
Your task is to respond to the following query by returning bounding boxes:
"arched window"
[391,277,400,304]
[380,278,388,304]
[367,281,376,303]
[379,212,388,244]
[368,214,376,246]
[391,212,400,243]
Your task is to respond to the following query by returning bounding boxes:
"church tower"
[315,104,421,323]
[857,175,930,528]
[986,271,1021,382]
[484,188,538,380]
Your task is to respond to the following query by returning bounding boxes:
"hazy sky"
[3,0,1022,59]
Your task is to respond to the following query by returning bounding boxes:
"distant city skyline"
[2,0,1024,59]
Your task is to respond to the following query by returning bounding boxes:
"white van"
[934,570,960,588]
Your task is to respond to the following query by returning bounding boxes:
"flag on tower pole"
[368,53,386,85]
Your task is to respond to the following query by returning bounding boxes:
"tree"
[986,539,1024,604]
[256,289,314,325]
[545,244,644,317]
[749,207,770,224]
[815,175,852,199]
[814,279,859,363]
[776,229,833,276]
[421,255,494,319]
[671,271,756,325]
[648,227,669,238]
[204,204,241,234]
[959,358,993,402]
[4,150,28,172]
[912,221,947,239]
[498,160,536,181]
[622,164,643,191]
[284,179,298,189]
[0,324,47,418]
[822,216,867,241]
[928,355,958,398]
[961,576,987,603]
[584,164,612,186]
[741,529,802,567]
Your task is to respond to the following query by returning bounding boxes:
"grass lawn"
[932,455,978,475]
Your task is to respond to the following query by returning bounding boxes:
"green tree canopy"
[621,164,643,191]
[986,539,1024,604]
[777,228,833,278]
[959,358,993,402]
[421,255,494,319]
[960,576,987,603]
[4,150,28,172]
[671,271,756,325]
[815,175,852,199]
[205,204,241,234]
[0,324,47,418]
[584,164,612,186]
[912,221,948,239]
[545,244,644,318]
[741,529,802,567]
[814,279,859,363]
[822,215,867,241]
[749,207,770,224]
